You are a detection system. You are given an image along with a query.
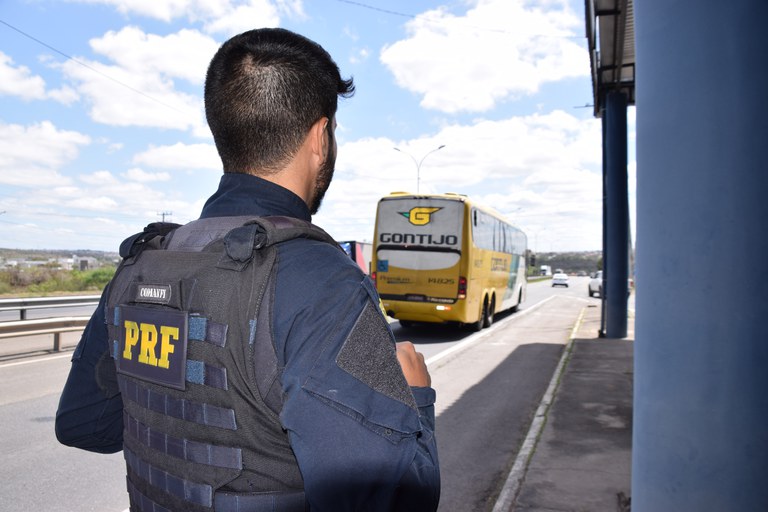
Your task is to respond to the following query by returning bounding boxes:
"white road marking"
[425,295,557,368]
[0,353,72,368]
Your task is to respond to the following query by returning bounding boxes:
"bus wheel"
[511,289,522,313]
[483,297,495,328]
[470,301,487,332]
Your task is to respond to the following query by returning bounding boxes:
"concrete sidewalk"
[510,303,634,512]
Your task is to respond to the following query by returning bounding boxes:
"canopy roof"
[585,0,636,117]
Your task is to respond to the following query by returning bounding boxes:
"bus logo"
[400,207,442,226]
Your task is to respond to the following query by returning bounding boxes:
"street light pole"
[393,145,445,193]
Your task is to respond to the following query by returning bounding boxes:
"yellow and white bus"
[372,192,527,330]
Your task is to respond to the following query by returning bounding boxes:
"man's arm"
[274,243,439,510]
[55,290,124,453]
[391,341,441,507]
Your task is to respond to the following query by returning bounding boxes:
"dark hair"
[204,28,355,174]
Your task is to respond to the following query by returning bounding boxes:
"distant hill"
[536,251,602,274]
[0,248,119,264]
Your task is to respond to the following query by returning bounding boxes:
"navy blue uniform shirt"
[56,173,440,511]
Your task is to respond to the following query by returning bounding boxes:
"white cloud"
[47,86,80,105]
[0,121,90,187]
[349,48,370,65]
[0,52,79,104]
[60,58,205,133]
[203,0,280,35]
[316,110,604,250]
[78,170,121,186]
[59,27,214,133]
[70,0,303,35]
[380,0,588,113]
[0,0,607,253]
[68,195,120,210]
[330,111,601,193]
[89,26,219,84]
[133,142,221,170]
[0,52,47,100]
[123,167,172,182]
[384,110,601,190]
[50,170,200,220]
[76,0,192,22]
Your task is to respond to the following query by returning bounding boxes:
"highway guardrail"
[0,316,91,351]
[0,295,100,320]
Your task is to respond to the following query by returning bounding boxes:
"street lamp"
[507,207,523,223]
[393,145,446,194]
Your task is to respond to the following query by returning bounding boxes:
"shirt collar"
[200,173,311,221]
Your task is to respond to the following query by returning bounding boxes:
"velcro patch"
[337,300,417,410]
[116,305,189,390]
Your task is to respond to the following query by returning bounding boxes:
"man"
[56,28,439,511]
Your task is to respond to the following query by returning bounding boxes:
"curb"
[490,305,588,512]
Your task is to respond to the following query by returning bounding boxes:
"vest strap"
[126,467,307,512]
[120,379,237,430]
[189,315,228,347]
[125,446,213,507]
[127,478,171,512]
[186,360,228,390]
[214,490,308,512]
[125,413,243,470]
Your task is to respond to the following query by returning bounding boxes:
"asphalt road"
[0,277,597,511]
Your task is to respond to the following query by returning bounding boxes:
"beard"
[309,154,334,215]
[309,123,336,215]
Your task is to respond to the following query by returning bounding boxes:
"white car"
[588,271,602,296]
[551,272,569,287]
[588,270,632,297]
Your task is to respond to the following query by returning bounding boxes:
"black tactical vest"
[106,216,339,512]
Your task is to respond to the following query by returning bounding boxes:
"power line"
[0,18,185,114]
[335,0,416,19]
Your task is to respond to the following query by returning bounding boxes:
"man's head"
[204,28,354,213]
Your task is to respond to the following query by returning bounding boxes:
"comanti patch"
[135,284,172,305]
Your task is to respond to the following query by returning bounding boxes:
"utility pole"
[157,211,173,223]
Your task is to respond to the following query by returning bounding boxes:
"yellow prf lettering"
[123,320,180,368]
[158,325,178,369]
[138,323,158,366]
[123,321,140,360]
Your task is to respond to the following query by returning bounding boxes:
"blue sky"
[0,0,635,253]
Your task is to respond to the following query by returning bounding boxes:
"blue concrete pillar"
[604,91,629,338]
[599,113,607,336]
[634,1,768,510]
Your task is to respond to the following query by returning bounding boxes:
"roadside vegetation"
[0,249,606,297]
[0,266,116,297]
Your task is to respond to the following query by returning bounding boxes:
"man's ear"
[310,117,330,160]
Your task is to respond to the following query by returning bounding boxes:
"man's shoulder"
[278,236,352,264]
[276,236,362,284]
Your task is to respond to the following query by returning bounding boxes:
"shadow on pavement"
[435,342,565,512]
